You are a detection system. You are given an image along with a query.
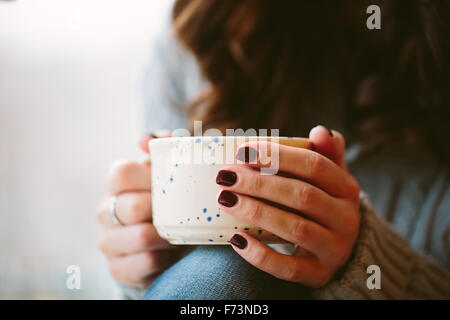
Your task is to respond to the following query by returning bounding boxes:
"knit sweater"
[312,192,450,299]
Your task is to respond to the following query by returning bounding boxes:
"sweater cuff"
[311,192,450,299]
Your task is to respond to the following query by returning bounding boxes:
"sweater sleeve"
[311,193,450,300]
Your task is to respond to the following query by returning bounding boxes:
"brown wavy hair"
[173,0,450,161]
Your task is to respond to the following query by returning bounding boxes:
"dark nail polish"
[218,190,238,207]
[236,147,257,162]
[147,133,157,138]
[229,234,247,249]
[216,170,237,186]
[327,128,333,137]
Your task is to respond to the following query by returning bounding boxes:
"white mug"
[149,136,310,245]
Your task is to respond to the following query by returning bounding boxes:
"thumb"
[308,125,347,170]
[138,130,172,153]
[138,134,156,154]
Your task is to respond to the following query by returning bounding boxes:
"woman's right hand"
[96,135,180,289]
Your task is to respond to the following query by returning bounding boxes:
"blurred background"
[0,0,170,298]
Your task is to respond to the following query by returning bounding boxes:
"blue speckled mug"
[149,136,310,245]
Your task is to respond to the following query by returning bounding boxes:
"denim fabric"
[144,246,310,300]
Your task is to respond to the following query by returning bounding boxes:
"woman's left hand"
[216,126,361,288]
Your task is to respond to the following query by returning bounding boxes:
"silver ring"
[109,196,124,226]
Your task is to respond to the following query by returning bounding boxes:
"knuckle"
[143,252,159,272]
[249,173,263,194]
[247,201,263,225]
[250,248,268,268]
[306,265,332,288]
[129,198,144,222]
[343,212,361,240]
[295,184,315,208]
[338,248,352,268]
[98,236,108,254]
[332,238,352,267]
[347,178,360,200]
[107,159,127,182]
[292,220,309,245]
[285,262,303,282]
[306,152,324,176]
[108,263,121,281]
[350,214,361,233]
[316,268,334,287]
[137,224,154,247]
[108,160,139,191]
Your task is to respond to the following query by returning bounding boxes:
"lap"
[144,245,310,300]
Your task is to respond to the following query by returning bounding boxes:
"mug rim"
[149,135,309,147]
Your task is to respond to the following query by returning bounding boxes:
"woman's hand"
[216,126,361,288]
[96,134,180,289]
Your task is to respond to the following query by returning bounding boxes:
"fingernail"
[326,127,333,137]
[147,133,157,138]
[216,170,237,186]
[236,146,257,162]
[229,234,247,249]
[218,190,238,207]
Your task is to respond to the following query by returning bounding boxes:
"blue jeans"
[144,246,310,300]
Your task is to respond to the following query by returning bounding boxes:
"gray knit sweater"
[313,192,450,299]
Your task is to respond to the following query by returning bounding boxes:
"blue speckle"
[216,214,220,217]
[207,216,212,222]
[175,163,178,167]
[170,177,174,183]
[195,138,201,143]
[162,189,166,194]
[208,239,213,242]
[258,229,262,235]
[213,137,219,143]
[203,208,207,213]
[180,221,183,224]
[207,145,212,150]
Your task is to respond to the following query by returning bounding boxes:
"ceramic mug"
[149,136,310,244]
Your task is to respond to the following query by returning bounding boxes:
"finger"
[107,159,151,195]
[229,232,327,287]
[96,198,117,228]
[138,134,156,154]
[108,251,173,288]
[99,223,172,257]
[154,129,172,138]
[216,166,349,230]
[236,141,359,199]
[97,192,152,228]
[217,190,334,259]
[147,130,172,155]
[309,125,347,170]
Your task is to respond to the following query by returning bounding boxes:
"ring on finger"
[109,196,124,226]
